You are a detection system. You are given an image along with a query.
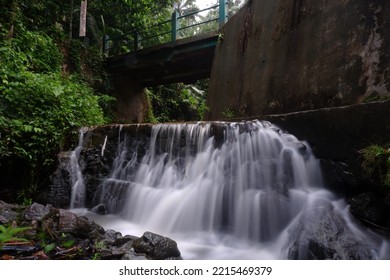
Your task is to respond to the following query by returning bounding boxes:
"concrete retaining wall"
[206,0,390,119]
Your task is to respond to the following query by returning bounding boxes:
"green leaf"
[44,243,56,253]
[53,86,63,97]
[62,239,76,248]
[23,125,33,132]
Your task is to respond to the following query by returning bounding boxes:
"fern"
[0,224,31,249]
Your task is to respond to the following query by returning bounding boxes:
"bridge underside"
[106,32,219,86]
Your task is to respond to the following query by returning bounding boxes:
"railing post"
[103,34,110,56]
[171,10,180,42]
[219,0,228,27]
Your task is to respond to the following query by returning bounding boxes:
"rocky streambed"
[0,201,181,260]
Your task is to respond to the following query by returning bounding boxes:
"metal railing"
[103,0,228,56]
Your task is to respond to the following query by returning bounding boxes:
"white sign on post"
[79,0,87,37]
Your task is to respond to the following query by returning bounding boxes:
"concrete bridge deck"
[106,31,219,86]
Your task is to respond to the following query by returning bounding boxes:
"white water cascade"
[71,121,389,259]
[69,127,87,209]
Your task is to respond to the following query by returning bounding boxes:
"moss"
[144,89,157,123]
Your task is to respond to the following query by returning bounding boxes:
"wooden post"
[79,0,87,37]
[219,0,228,27]
[171,10,180,42]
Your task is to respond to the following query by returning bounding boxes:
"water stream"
[69,121,389,259]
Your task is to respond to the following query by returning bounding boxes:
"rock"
[0,201,20,224]
[23,203,52,221]
[320,160,359,196]
[77,217,106,240]
[57,209,80,233]
[103,229,123,244]
[112,235,136,247]
[97,231,140,260]
[1,202,182,260]
[296,142,307,154]
[48,209,105,240]
[48,152,73,208]
[121,248,148,260]
[90,204,107,215]
[133,231,181,260]
[349,192,390,230]
[287,199,374,259]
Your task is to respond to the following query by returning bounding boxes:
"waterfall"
[69,121,388,259]
[69,128,87,209]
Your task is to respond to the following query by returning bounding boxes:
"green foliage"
[148,82,207,122]
[60,233,76,248]
[0,70,105,161]
[17,186,36,206]
[0,29,106,191]
[44,242,56,253]
[17,31,62,73]
[68,39,113,96]
[360,145,390,187]
[92,252,102,260]
[0,0,181,195]
[222,108,237,119]
[0,224,31,248]
[362,93,390,103]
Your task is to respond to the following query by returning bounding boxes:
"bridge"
[105,0,229,86]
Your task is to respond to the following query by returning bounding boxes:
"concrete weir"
[49,101,390,259]
[57,100,390,200]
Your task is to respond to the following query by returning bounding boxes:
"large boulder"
[287,199,375,259]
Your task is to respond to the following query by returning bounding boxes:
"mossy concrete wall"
[110,72,151,123]
[206,0,390,120]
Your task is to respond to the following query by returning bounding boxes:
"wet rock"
[296,142,307,154]
[349,192,390,230]
[133,231,182,260]
[112,235,137,247]
[90,204,106,215]
[103,229,123,244]
[48,152,73,208]
[97,231,140,260]
[320,159,359,196]
[47,208,105,240]
[121,249,149,260]
[288,200,374,259]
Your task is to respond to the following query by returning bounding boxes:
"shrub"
[359,145,390,187]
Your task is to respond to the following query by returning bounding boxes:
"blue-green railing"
[104,0,228,56]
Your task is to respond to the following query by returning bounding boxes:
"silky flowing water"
[69,121,389,259]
